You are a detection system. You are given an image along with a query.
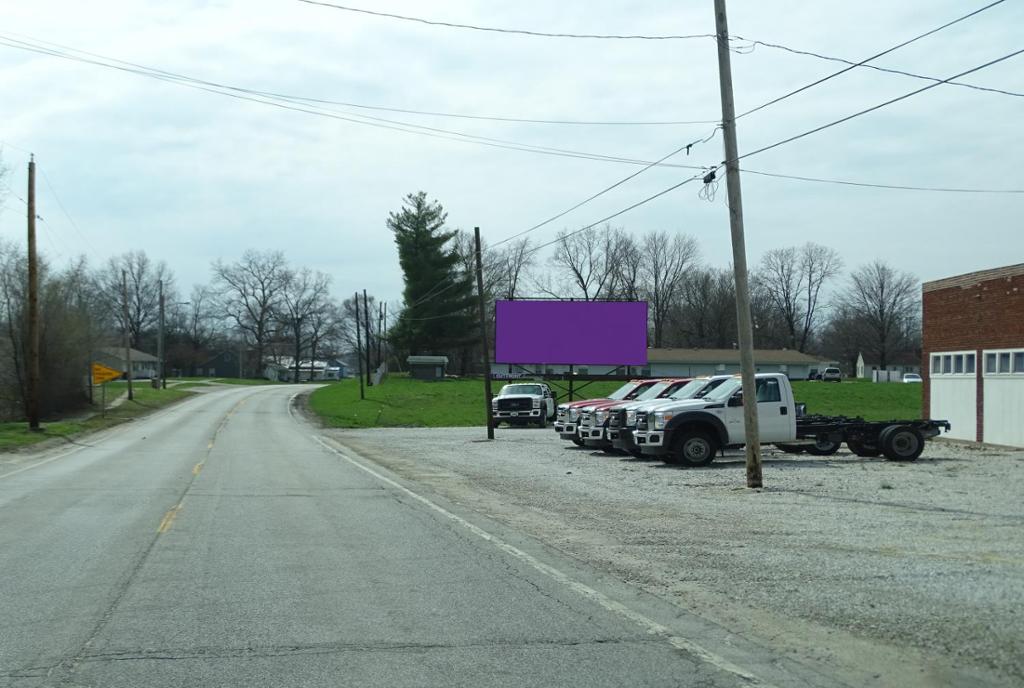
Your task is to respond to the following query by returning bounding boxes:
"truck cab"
[635,373,798,463]
[491,382,556,427]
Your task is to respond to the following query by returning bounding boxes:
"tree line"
[0,240,375,420]
[388,191,922,375]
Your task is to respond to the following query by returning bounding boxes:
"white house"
[855,352,921,379]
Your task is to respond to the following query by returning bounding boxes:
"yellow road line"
[192,462,203,476]
[157,503,183,534]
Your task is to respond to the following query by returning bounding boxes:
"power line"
[0,34,713,169]
[736,36,1024,100]
[0,31,719,127]
[735,47,1024,164]
[735,0,1013,121]
[740,168,1024,194]
[39,169,101,261]
[295,0,717,40]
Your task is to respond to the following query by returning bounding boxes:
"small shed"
[407,355,448,380]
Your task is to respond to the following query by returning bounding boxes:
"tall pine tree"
[388,192,476,356]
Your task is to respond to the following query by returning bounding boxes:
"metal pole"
[122,269,133,401]
[354,291,365,400]
[363,289,373,387]
[714,0,762,488]
[26,155,40,430]
[474,227,495,439]
[157,280,165,389]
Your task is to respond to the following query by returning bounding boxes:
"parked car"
[821,367,842,383]
[902,373,922,383]
[554,379,660,446]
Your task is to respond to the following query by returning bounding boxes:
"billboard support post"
[474,227,494,440]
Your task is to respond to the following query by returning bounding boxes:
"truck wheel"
[537,413,547,428]
[668,430,717,467]
[805,437,841,456]
[846,439,881,457]
[629,448,645,459]
[774,443,805,454]
[571,428,584,446]
[879,425,924,461]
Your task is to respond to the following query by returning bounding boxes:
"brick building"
[922,263,1024,447]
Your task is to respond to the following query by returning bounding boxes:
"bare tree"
[100,251,176,350]
[308,298,345,379]
[611,234,643,301]
[211,250,288,377]
[756,242,842,352]
[544,224,623,300]
[671,267,737,348]
[641,232,699,348]
[279,268,331,382]
[840,260,919,370]
[495,237,535,300]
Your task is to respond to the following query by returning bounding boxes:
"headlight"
[626,410,637,426]
[532,398,541,408]
[569,408,580,421]
[595,410,608,423]
[653,411,673,429]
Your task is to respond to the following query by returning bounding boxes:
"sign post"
[92,362,123,418]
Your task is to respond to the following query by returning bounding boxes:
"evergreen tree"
[388,192,476,356]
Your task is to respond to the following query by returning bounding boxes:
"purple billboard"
[494,300,648,365]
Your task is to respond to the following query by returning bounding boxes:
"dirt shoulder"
[323,425,1023,687]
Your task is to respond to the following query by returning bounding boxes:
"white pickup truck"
[632,373,950,467]
[491,382,556,427]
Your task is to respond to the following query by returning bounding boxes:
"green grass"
[0,383,195,452]
[309,376,626,429]
[308,375,925,429]
[791,378,922,421]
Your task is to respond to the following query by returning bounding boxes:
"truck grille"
[609,410,624,428]
[497,398,532,411]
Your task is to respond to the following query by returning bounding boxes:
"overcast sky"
[1,0,1021,307]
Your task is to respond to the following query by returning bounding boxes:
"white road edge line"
[0,444,89,481]
[313,435,772,687]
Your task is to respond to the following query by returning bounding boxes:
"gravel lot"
[325,425,1024,686]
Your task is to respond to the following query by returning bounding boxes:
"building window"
[986,353,997,374]
[932,350,977,376]
[1015,352,1024,373]
[953,355,964,374]
[942,355,952,374]
[965,354,976,374]
[931,356,941,373]
[982,350,1024,376]
[999,352,1011,373]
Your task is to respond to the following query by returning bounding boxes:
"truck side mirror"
[728,395,743,407]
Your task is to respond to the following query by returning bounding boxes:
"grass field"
[309,376,626,429]
[309,375,925,428]
[791,378,922,420]
[0,383,194,452]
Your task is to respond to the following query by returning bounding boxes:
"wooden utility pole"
[376,302,383,370]
[474,227,495,439]
[157,279,165,388]
[26,156,40,430]
[382,302,388,372]
[714,0,762,488]
[363,289,372,387]
[122,269,133,400]
[354,291,365,400]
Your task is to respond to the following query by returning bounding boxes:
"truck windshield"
[635,382,671,400]
[703,378,742,402]
[668,379,706,399]
[607,382,640,400]
[501,385,542,396]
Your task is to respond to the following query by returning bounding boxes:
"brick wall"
[922,267,1024,438]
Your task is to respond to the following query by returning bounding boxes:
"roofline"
[923,263,1024,293]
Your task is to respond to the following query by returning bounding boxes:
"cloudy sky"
[1,0,1021,307]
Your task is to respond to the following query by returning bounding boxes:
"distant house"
[491,348,834,381]
[855,352,921,379]
[195,351,242,378]
[96,347,159,380]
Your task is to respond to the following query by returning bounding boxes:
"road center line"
[157,503,183,534]
[312,435,772,687]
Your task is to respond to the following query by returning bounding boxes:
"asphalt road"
[0,385,779,688]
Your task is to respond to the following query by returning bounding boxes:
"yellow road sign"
[92,362,123,385]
